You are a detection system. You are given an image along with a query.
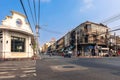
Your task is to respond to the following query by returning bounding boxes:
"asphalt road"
[36,56,120,80]
[0,56,120,80]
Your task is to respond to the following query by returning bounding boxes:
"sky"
[0,0,120,46]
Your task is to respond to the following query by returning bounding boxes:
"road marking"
[33,73,37,76]
[0,75,15,79]
[0,72,9,74]
[23,70,36,73]
[0,68,17,70]
[20,74,27,78]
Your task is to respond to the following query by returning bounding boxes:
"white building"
[0,11,34,59]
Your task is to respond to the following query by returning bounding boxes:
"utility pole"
[114,32,117,55]
[75,31,78,56]
[35,25,41,59]
[95,30,98,56]
[106,29,109,48]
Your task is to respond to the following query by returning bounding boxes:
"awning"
[68,45,75,50]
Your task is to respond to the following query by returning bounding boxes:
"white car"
[99,48,109,57]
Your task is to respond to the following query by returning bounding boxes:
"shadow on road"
[68,58,120,72]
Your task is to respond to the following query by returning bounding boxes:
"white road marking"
[20,74,27,78]
[0,68,17,70]
[23,70,36,73]
[0,72,9,74]
[33,73,37,76]
[0,75,15,79]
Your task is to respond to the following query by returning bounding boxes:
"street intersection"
[0,56,120,80]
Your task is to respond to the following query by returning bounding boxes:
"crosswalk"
[0,60,37,79]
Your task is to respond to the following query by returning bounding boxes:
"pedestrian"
[77,51,80,57]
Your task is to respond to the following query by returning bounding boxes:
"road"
[0,56,120,80]
[36,56,120,80]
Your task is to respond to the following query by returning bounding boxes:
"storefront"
[0,11,34,59]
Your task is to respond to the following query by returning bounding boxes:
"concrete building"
[0,11,34,59]
[41,42,51,53]
[71,21,109,56]
[64,32,71,48]
[52,21,110,56]
[56,36,64,52]
[41,38,56,53]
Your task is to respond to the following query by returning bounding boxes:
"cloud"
[40,0,51,3]
[80,0,94,12]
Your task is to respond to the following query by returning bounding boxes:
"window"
[16,18,22,27]
[101,36,104,39]
[11,36,25,52]
[0,30,2,39]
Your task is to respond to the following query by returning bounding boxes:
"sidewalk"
[78,56,102,58]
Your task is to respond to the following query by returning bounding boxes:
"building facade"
[50,21,110,56]
[74,21,109,56]
[0,11,34,59]
[41,38,56,53]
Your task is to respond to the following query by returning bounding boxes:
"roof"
[0,11,33,34]
[73,21,108,31]
[83,21,108,27]
[0,25,33,36]
[11,10,26,18]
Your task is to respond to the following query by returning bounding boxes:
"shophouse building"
[56,21,110,56]
[0,11,34,59]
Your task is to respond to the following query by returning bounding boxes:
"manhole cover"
[62,66,75,68]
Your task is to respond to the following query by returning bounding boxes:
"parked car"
[99,48,109,57]
[118,50,120,55]
[64,51,72,58]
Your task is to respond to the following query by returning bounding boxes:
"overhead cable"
[33,0,37,25]
[101,14,120,24]
[19,0,33,32]
[27,0,36,26]
[41,27,63,35]
[38,0,40,25]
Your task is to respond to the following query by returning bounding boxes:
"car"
[99,48,109,57]
[63,51,72,58]
[64,53,71,58]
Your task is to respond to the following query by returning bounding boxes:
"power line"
[19,0,33,32]
[38,0,40,25]
[101,13,120,24]
[88,25,120,39]
[33,0,37,25]
[41,27,63,35]
[110,25,120,30]
[27,0,35,26]
[109,27,120,33]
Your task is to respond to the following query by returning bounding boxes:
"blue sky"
[0,0,120,46]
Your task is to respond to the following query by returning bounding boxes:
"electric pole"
[75,31,78,56]
[114,32,117,55]
[35,25,41,59]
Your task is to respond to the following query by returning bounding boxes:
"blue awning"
[69,45,75,50]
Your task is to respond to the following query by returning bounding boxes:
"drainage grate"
[62,66,75,68]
